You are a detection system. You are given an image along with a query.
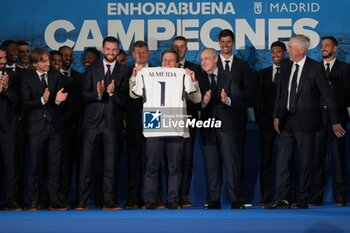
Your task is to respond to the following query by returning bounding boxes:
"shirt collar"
[220,54,234,63]
[323,57,336,67]
[272,64,280,70]
[179,59,185,68]
[209,67,219,77]
[294,55,306,67]
[135,63,149,68]
[6,63,16,71]
[60,67,71,76]
[103,59,116,70]
[36,70,47,77]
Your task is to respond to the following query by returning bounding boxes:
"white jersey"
[132,67,196,138]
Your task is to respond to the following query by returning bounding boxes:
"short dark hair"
[1,40,17,48]
[118,49,126,56]
[270,41,286,51]
[161,49,180,62]
[102,36,119,48]
[30,47,49,64]
[58,45,72,52]
[321,36,338,46]
[218,29,235,41]
[0,46,6,52]
[84,47,100,60]
[173,36,187,43]
[17,40,29,47]
[49,50,62,57]
[131,40,149,52]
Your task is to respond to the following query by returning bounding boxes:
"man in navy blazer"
[0,46,21,210]
[22,47,68,211]
[199,48,245,209]
[254,41,287,207]
[76,36,128,210]
[172,36,202,207]
[268,35,346,209]
[310,36,350,206]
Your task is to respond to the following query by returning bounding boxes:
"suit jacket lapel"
[47,71,55,92]
[216,70,226,98]
[32,70,45,95]
[97,62,105,82]
[217,57,224,71]
[296,57,310,99]
[330,60,340,83]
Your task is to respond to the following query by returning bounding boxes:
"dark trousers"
[180,126,196,198]
[144,137,184,203]
[259,124,278,201]
[59,124,82,204]
[79,124,119,203]
[125,104,144,204]
[276,114,314,204]
[201,129,241,203]
[0,131,18,203]
[27,124,62,203]
[15,118,25,204]
[312,110,347,202]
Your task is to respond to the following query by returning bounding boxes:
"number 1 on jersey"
[158,81,165,106]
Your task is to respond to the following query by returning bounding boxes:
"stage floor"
[1,205,349,233]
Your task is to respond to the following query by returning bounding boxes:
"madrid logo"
[144,110,162,129]
[254,2,262,14]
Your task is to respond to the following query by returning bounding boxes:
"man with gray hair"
[267,34,345,209]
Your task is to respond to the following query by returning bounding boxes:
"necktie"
[41,74,47,88]
[289,64,299,114]
[273,67,280,84]
[63,71,69,77]
[224,60,230,71]
[325,63,331,83]
[178,63,183,68]
[209,73,217,97]
[105,64,111,85]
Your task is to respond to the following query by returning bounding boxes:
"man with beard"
[310,36,350,207]
[0,46,21,210]
[56,46,84,208]
[76,36,127,210]
[82,47,100,70]
[1,40,18,72]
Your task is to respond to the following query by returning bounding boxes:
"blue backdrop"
[1,0,350,205]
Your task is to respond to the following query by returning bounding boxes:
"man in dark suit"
[0,46,21,211]
[199,48,245,209]
[172,36,202,207]
[269,34,346,209]
[310,36,350,207]
[56,46,84,208]
[1,40,18,72]
[22,47,68,211]
[216,29,252,205]
[76,36,127,210]
[82,47,100,69]
[16,41,30,70]
[254,41,287,207]
[124,40,151,209]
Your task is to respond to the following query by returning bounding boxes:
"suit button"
[44,114,47,118]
